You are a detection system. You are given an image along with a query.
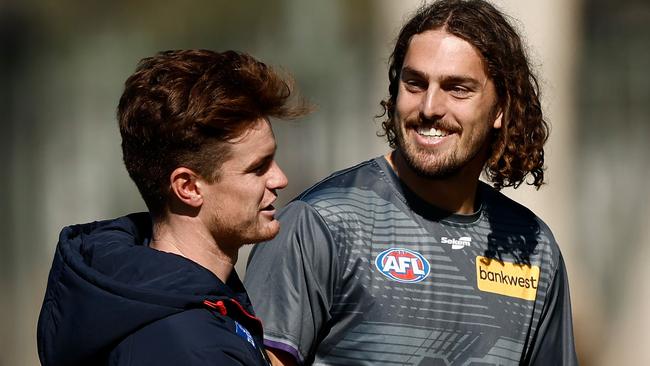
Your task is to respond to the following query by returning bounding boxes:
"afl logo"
[375,248,430,283]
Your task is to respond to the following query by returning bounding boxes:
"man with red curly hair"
[37,50,308,365]
[245,1,577,365]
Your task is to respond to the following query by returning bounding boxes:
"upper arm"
[526,254,578,365]
[245,201,338,364]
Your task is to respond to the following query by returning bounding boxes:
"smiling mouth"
[406,117,458,138]
[416,126,450,137]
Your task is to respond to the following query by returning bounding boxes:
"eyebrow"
[401,66,482,88]
[440,75,481,88]
[401,66,427,80]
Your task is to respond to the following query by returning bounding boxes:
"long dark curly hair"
[379,0,548,190]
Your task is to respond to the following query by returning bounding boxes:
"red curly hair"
[118,50,309,216]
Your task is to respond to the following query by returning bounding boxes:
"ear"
[169,167,203,208]
[492,108,503,129]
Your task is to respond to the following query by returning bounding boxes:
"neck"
[150,214,236,283]
[386,150,482,215]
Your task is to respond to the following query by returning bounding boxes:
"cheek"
[244,181,267,205]
[395,93,415,115]
[455,102,491,126]
[395,105,415,130]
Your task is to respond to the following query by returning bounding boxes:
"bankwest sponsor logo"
[375,248,430,283]
[441,236,471,250]
[476,256,540,301]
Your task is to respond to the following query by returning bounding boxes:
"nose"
[267,160,288,190]
[420,87,445,121]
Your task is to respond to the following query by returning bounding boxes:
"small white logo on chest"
[441,236,472,250]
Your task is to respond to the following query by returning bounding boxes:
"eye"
[447,85,472,99]
[403,79,427,92]
[253,165,266,175]
[252,160,272,176]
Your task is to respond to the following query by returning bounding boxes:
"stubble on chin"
[395,116,493,180]
[404,148,462,179]
[246,220,281,245]
[395,126,461,179]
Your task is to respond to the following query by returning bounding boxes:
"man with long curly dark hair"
[37,50,309,365]
[245,1,577,365]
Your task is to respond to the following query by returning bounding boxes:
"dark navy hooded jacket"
[37,213,271,365]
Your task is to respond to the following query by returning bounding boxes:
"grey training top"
[245,156,577,366]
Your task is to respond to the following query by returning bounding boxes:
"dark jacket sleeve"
[526,254,579,365]
[107,309,265,366]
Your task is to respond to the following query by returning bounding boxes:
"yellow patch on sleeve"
[476,256,540,301]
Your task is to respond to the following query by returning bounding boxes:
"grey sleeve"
[527,254,579,365]
[244,201,338,365]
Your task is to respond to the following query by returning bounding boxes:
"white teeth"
[417,126,449,137]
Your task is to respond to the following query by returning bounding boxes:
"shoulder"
[289,157,398,222]
[109,309,262,365]
[479,182,562,264]
[480,182,555,235]
[296,158,386,204]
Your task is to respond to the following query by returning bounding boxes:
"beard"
[393,116,491,180]
[209,213,280,249]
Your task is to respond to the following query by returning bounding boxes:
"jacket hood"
[37,212,253,365]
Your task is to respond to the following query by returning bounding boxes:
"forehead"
[403,29,488,80]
